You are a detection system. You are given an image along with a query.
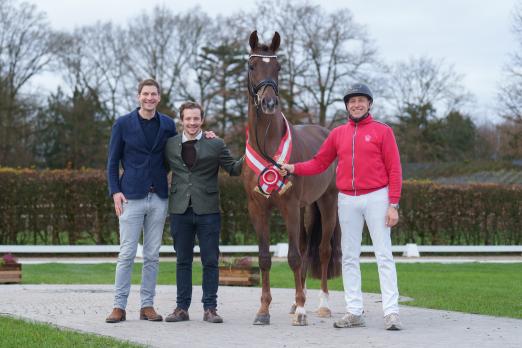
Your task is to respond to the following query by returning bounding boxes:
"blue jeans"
[170,209,221,310]
[113,193,168,309]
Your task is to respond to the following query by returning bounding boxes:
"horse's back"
[291,124,330,162]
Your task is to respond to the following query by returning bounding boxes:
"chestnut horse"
[242,31,341,326]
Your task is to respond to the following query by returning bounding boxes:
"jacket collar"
[182,130,203,143]
[349,113,373,126]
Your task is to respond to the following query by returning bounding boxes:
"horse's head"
[248,30,281,115]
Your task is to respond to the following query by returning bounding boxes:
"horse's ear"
[270,32,280,52]
[249,30,259,50]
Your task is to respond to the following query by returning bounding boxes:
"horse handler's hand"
[385,206,399,227]
[113,192,127,217]
[204,130,217,139]
[278,163,295,177]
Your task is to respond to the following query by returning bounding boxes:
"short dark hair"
[179,101,204,120]
[138,79,161,95]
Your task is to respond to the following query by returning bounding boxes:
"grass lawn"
[20,261,522,319]
[0,316,144,348]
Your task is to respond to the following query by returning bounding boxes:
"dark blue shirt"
[138,112,160,151]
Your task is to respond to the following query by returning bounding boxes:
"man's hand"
[204,130,217,139]
[113,192,127,217]
[385,206,399,227]
[278,163,295,177]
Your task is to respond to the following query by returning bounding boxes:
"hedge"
[0,168,520,246]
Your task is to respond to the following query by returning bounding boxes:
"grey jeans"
[113,193,168,309]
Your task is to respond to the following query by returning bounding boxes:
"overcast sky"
[27,0,519,123]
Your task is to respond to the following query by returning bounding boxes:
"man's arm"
[163,116,178,172]
[279,131,337,177]
[107,122,123,196]
[383,127,402,227]
[218,140,244,176]
[107,122,126,216]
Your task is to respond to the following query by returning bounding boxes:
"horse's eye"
[277,65,281,71]
[249,63,254,70]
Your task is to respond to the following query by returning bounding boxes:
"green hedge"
[0,168,520,246]
[394,181,521,245]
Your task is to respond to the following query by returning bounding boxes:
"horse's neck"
[247,107,286,156]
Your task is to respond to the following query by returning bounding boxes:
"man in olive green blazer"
[164,101,243,324]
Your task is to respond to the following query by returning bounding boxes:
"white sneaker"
[384,313,402,330]
[333,313,365,328]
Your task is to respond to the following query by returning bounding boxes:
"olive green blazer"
[165,135,243,214]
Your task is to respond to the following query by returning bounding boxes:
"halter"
[247,54,279,107]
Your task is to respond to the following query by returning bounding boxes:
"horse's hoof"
[292,313,308,326]
[253,313,270,325]
[289,304,297,314]
[316,307,331,318]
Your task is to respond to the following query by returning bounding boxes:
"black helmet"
[343,83,373,104]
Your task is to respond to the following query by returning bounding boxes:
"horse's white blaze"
[318,290,330,309]
[262,57,270,63]
[295,306,306,315]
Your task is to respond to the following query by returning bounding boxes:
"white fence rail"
[1,243,521,258]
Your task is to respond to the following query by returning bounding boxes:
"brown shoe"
[203,308,223,323]
[140,307,163,321]
[106,308,126,323]
[165,307,190,322]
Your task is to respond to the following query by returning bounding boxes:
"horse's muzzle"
[261,96,279,114]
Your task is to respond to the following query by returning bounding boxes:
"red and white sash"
[245,114,292,196]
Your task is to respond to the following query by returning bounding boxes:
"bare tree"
[0,0,57,165]
[297,8,378,127]
[499,2,522,124]
[125,6,211,113]
[387,56,472,117]
[78,23,130,121]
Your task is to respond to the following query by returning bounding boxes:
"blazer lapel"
[152,113,166,152]
[173,135,183,157]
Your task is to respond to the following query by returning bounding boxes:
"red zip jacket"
[294,114,402,204]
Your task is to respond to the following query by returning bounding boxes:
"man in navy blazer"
[105,79,176,323]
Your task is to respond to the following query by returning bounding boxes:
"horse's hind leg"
[315,191,339,318]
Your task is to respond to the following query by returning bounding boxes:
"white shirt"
[182,130,203,143]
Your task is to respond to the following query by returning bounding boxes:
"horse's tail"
[307,203,342,279]
[329,218,342,278]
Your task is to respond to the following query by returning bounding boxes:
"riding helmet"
[343,83,373,104]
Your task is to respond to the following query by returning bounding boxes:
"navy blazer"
[107,108,177,199]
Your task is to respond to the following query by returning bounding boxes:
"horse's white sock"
[295,306,306,315]
[318,290,329,309]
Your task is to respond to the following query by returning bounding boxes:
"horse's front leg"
[249,199,272,325]
[284,203,308,326]
[289,206,307,315]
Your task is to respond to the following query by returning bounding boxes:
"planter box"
[0,263,22,284]
[219,265,260,286]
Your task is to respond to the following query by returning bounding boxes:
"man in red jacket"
[280,83,402,330]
